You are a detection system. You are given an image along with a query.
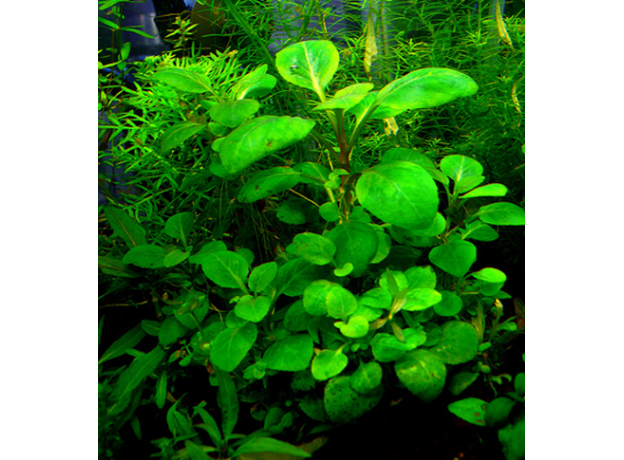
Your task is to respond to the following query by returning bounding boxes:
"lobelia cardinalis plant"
[99,39,525,458]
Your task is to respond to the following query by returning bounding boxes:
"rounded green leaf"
[326,221,378,277]
[235,295,271,323]
[477,202,526,226]
[461,221,499,242]
[449,371,480,396]
[238,167,302,203]
[485,397,516,428]
[201,251,249,290]
[515,372,525,396]
[210,322,258,372]
[439,155,483,187]
[395,349,447,402]
[311,348,349,381]
[263,334,314,372]
[164,212,194,241]
[372,333,408,362]
[210,99,260,128]
[326,284,358,321]
[471,267,507,283]
[323,375,382,423]
[220,116,315,174]
[511,419,525,457]
[403,288,443,311]
[314,82,374,111]
[335,315,369,338]
[233,437,311,458]
[374,68,478,118]
[276,40,339,97]
[284,300,313,332]
[230,64,277,100]
[356,161,439,229]
[163,249,191,268]
[303,279,335,316]
[292,232,336,265]
[274,258,326,297]
[248,262,278,294]
[429,321,479,365]
[428,240,477,277]
[350,362,383,395]
[433,290,463,316]
[319,202,340,222]
[276,201,306,225]
[448,398,488,426]
[123,244,166,269]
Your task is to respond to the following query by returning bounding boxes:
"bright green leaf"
[291,232,336,266]
[248,262,278,294]
[335,315,369,338]
[428,240,477,277]
[326,221,378,277]
[263,334,314,372]
[234,295,271,323]
[433,290,463,317]
[210,99,260,128]
[238,167,302,203]
[350,362,382,395]
[165,212,194,241]
[160,122,205,153]
[460,183,508,199]
[99,324,146,365]
[311,348,348,381]
[356,161,439,229]
[200,251,249,290]
[395,349,446,402]
[471,267,507,283]
[122,244,166,269]
[477,202,526,226]
[429,321,479,365]
[153,67,213,93]
[210,322,258,372]
[448,398,488,426]
[233,437,312,458]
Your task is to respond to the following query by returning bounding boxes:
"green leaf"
[230,64,277,99]
[439,155,484,190]
[319,202,340,222]
[460,183,508,199]
[153,67,213,93]
[291,232,336,266]
[433,290,463,317]
[477,202,526,226]
[471,268,507,283]
[275,258,327,297]
[314,82,375,111]
[109,346,165,415]
[373,68,478,118]
[234,295,271,323]
[449,371,480,396]
[276,40,339,99]
[160,122,205,153]
[238,167,302,203]
[163,249,190,268]
[461,221,499,242]
[122,244,166,269]
[156,371,167,409]
[248,262,278,294]
[184,440,211,460]
[210,99,260,128]
[335,315,369,338]
[429,321,479,365]
[515,372,525,396]
[98,256,138,278]
[232,437,312,458]
[263,334,314,372]
[165,212,194,242]
[381,148,447,184]
[326,221,378,277]
[405,266,437,289]
[311,348,349,381]
[485,397,516,428]
[394,349,446,402]
[220,116,315,174]
[294,162,331,184]
[159,316,188,347]
[428,240,477,277]
[99,324,146,365]
[448,398,488,426]
[277,201,307,225]
[324,375,382,423]
[214,366,239,440]
[403,288,442,311]
[210,322,258,372]
[356,161,439,229]
[510,419,525,457]
[326,284,358,321]
[193,404,223,447]
[350,361,383,395]
[200,251,249,290]
[372,333,407,362]
[104,206,147,248]
[303,280,335,316]
[282,301,312,333]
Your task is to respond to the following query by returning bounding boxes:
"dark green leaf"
[275,258,327,297]
[122,244,166,269]
[214,366,239,440]
[104,206,147,248]
[429,321,479,364]
[238,167,302,203]
[153,68,213,93]
[99,324,146,365]
[395,349,446,402]
[164,212,194,241]
[291,232,336,266]
[263,334,314,372]
[233,437,312,458]
[160,122,205,153]
[324,375,382,423]
[448,398,488,426]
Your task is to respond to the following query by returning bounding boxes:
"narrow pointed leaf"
[99,324,146,365]
[477,202,526,226]
[161,122,205,153]
[209,99,260,128]
[104,206,147,248]
[210,322,258,372]
[153,67,213,93]
[238,167,302,203]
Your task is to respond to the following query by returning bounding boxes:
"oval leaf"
[210,99,260,128]
[460,183,508,199]
[201,251,249,290]
[220,116,315,174]
[356,161,439,229]
[238,167,302,203]
[291,232,336,266]
[448,398,488,426]
[263,334,314,372]
[429,321,479,365]
[122,244,166,269]
[161,122,205,153]
[210,322,258,372]
[428,240,477,277]
[326,221,378,277]
[276,40,339,97]
[350,361,383,394]
[234,295,271,323]
[153,68,213,93]
[165,212,194,241]
[311,348,349,381]
[477,202,526,226]
[324,375,382,423]
[394,349,447,402]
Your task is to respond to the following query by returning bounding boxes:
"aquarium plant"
[99,37,524,458]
